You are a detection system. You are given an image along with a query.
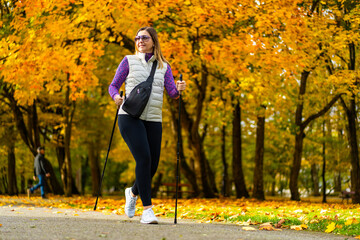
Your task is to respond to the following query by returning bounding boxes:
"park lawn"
[1,195,360,237]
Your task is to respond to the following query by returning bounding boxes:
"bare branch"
[302,93,343,128]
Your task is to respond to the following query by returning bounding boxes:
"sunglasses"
[134,35,151,42]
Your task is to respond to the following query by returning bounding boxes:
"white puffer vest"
[118,53,167,122]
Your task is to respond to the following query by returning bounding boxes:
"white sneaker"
[124,188,137,218]
[140,207,158,224]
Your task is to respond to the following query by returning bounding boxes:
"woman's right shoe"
[140,207,158,224]
[124,188,137,218]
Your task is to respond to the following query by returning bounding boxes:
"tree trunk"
[194,134,216,197]
[334,128,343,193]
[322,120,327,203]
[221,124,230,197]
[290,70,341,201]
[334,172,342,193]
[88,141,101,196]
[232,99,249,198]
[7,140,18,195]
[3,85,63,194]
[56,144,66,187]
[342,97,360,203]
[44,158,64,195]
[205,155,218,195]
[166,63,214,197]
[177,95,215,197]
[310,163,320,196]
[2,166,8,193]
[290,70,309,201]
[64,83,73,197]
[344,41,360,203]
[168,96,200,197]
[290,131,304,201]
[253,109,265,201]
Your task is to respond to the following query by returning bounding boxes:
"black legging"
[118,114,162,206]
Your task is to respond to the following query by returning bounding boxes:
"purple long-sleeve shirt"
[108,53,179,100]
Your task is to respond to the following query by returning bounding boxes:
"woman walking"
[108,26,186,224]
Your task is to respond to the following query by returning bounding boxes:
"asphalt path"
[0,204,355,240]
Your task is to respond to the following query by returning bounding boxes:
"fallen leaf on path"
[242,227,257,231]
[0,224,2,227]
[301,224,308,230]
[290,224,307,231]
[355,235,360,239]
[53,211,63,214]
[275,219,286,228]
[259,222,282,231]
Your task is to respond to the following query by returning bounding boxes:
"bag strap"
[146,60,158,84]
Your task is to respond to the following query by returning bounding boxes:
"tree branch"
[339,95,349,113]
[302,93,343,128]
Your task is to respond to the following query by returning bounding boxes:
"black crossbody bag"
[122,60,158,118]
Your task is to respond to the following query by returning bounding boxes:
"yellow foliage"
[325,222,336,233]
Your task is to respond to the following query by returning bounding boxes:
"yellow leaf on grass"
[345,218,358,226]
[242,227,257,231]
[325,222,336,233]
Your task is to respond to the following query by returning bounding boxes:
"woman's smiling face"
[136,30,154,53]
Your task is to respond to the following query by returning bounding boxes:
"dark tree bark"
[311,163,320,196]
[220,88,230,197]
[168,64,216,198]
[88,141,101,197]
[167,96,200,197]
[340,96,360,203]
[63,82,75,197]
[7,138,18,195]
[338,41,360,203]
[2,85,63,194]
[253,107,266,201]
[221,124,230,197]
[322,120,327,203]
[2,166,8,193]
[232,99,249,198]
[290,70,342,201]
[333,128,343,193]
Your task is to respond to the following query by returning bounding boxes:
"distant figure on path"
[27,146,50,199]
[108,26,186,224]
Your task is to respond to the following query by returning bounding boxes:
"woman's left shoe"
[125,188,137,218]
[140,207,158,224]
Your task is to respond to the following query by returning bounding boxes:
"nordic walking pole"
[174,74,182,224]
[94,91,123,211]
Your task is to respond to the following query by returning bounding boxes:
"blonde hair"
[135,27,169,69]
